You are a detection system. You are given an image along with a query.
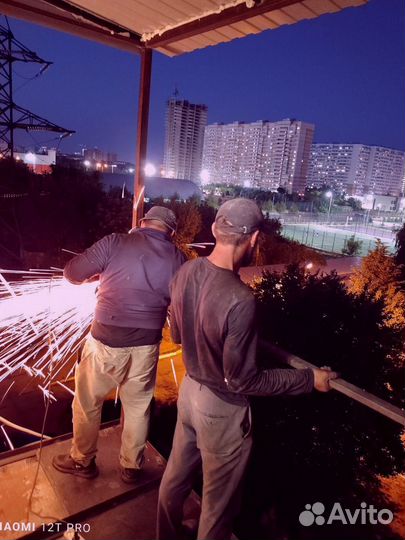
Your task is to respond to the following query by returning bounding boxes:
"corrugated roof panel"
[251,14,279,30]
[231,19,263,35]
[302,0,341,16]
[66,0,186,34]
[2,0,369,56]
[201,29,236,43]
[209,24,246,40]
[243,15,276,32]
[264,8,298,25]
[282,2,319,21]
[334,0,367,7]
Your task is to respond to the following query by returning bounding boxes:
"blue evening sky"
[8,0,405,164]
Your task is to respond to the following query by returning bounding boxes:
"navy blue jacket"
[64,228,186,329]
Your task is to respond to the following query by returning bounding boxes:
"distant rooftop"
[101,172,202,200]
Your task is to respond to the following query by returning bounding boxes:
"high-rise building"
[163,98,208,182]
[308,144,405,196]
[202,119,314,194]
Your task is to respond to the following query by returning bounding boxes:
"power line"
[0,16,74,158]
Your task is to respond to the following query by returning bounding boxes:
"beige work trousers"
[70,334,159,469]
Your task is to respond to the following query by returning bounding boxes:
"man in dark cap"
[157,198,337,540]
[53,206,185,482]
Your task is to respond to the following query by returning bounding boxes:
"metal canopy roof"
[0,0,368,56]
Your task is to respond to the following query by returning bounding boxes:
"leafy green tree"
[0,157,34,194]
[342,234,363,256]
[146,198,202,259]
[289,202,299,213]
[96,187,132,237]
[274,201,286,213]
[0,163,105,267]
[347,197,362,211]
[349,240,405,331]
[395,223,405,269]
[237,266,404,540]
[262,199,274,213]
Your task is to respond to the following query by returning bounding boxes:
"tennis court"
[282,223,396,256]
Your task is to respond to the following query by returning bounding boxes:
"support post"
[132,48,153,227]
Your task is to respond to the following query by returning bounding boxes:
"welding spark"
[0,273,97,397]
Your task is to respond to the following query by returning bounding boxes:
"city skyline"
[5,0,404,164]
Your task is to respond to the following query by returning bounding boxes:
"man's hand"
[313,366,339,392]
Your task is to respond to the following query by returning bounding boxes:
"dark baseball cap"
[215,198,264,235]
[140,206,177,232]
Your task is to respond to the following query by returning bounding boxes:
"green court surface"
[281,223,395,257]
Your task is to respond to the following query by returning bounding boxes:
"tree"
[193,202,216,252]
[96,187,132,237]
[146,198,202,259]
[274,201,286,213]
[0,163,106,267]
[238,265,404,540]
[342,234,363,256]
[347,197,362,211]
[349,240,405,331]
[289,202,299,214]
[262,199,274,214]
[395,223,405,269]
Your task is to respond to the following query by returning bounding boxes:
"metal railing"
[260,340,405,427]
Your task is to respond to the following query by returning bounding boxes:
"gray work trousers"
[157,375,252,540]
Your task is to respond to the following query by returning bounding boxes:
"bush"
[342,234,363,256]
[237,266,405,540]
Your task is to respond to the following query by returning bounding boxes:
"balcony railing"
[260,340,405,427]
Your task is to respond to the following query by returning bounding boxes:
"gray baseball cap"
[215,198,264,235]
[140,206,177,232]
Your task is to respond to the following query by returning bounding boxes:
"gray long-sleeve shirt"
[170,257,314,405]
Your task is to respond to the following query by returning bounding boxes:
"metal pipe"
[260,340,405,427]
[0,415,51,440]
[132,48,153,227]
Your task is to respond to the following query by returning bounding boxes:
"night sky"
[7,0,405,164]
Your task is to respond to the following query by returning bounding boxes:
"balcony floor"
[0,423,200,540]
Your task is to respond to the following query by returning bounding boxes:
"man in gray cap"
[157,198,337,540]
[53,206,185,482]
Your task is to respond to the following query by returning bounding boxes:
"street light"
[144,163,156,177]
[25,152,36,172]
[325,191,333,223]
[200,169,210,184]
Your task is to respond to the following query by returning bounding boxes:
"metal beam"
[260,340,405,427]
[145,0,301,49]
[42,0,142,42]
[0,0,144,54]
[132,48,152,227]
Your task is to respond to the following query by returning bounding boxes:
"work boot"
[120,466,141,484]
[52,454,99,479]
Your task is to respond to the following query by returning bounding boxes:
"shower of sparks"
[0,271,97,397]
